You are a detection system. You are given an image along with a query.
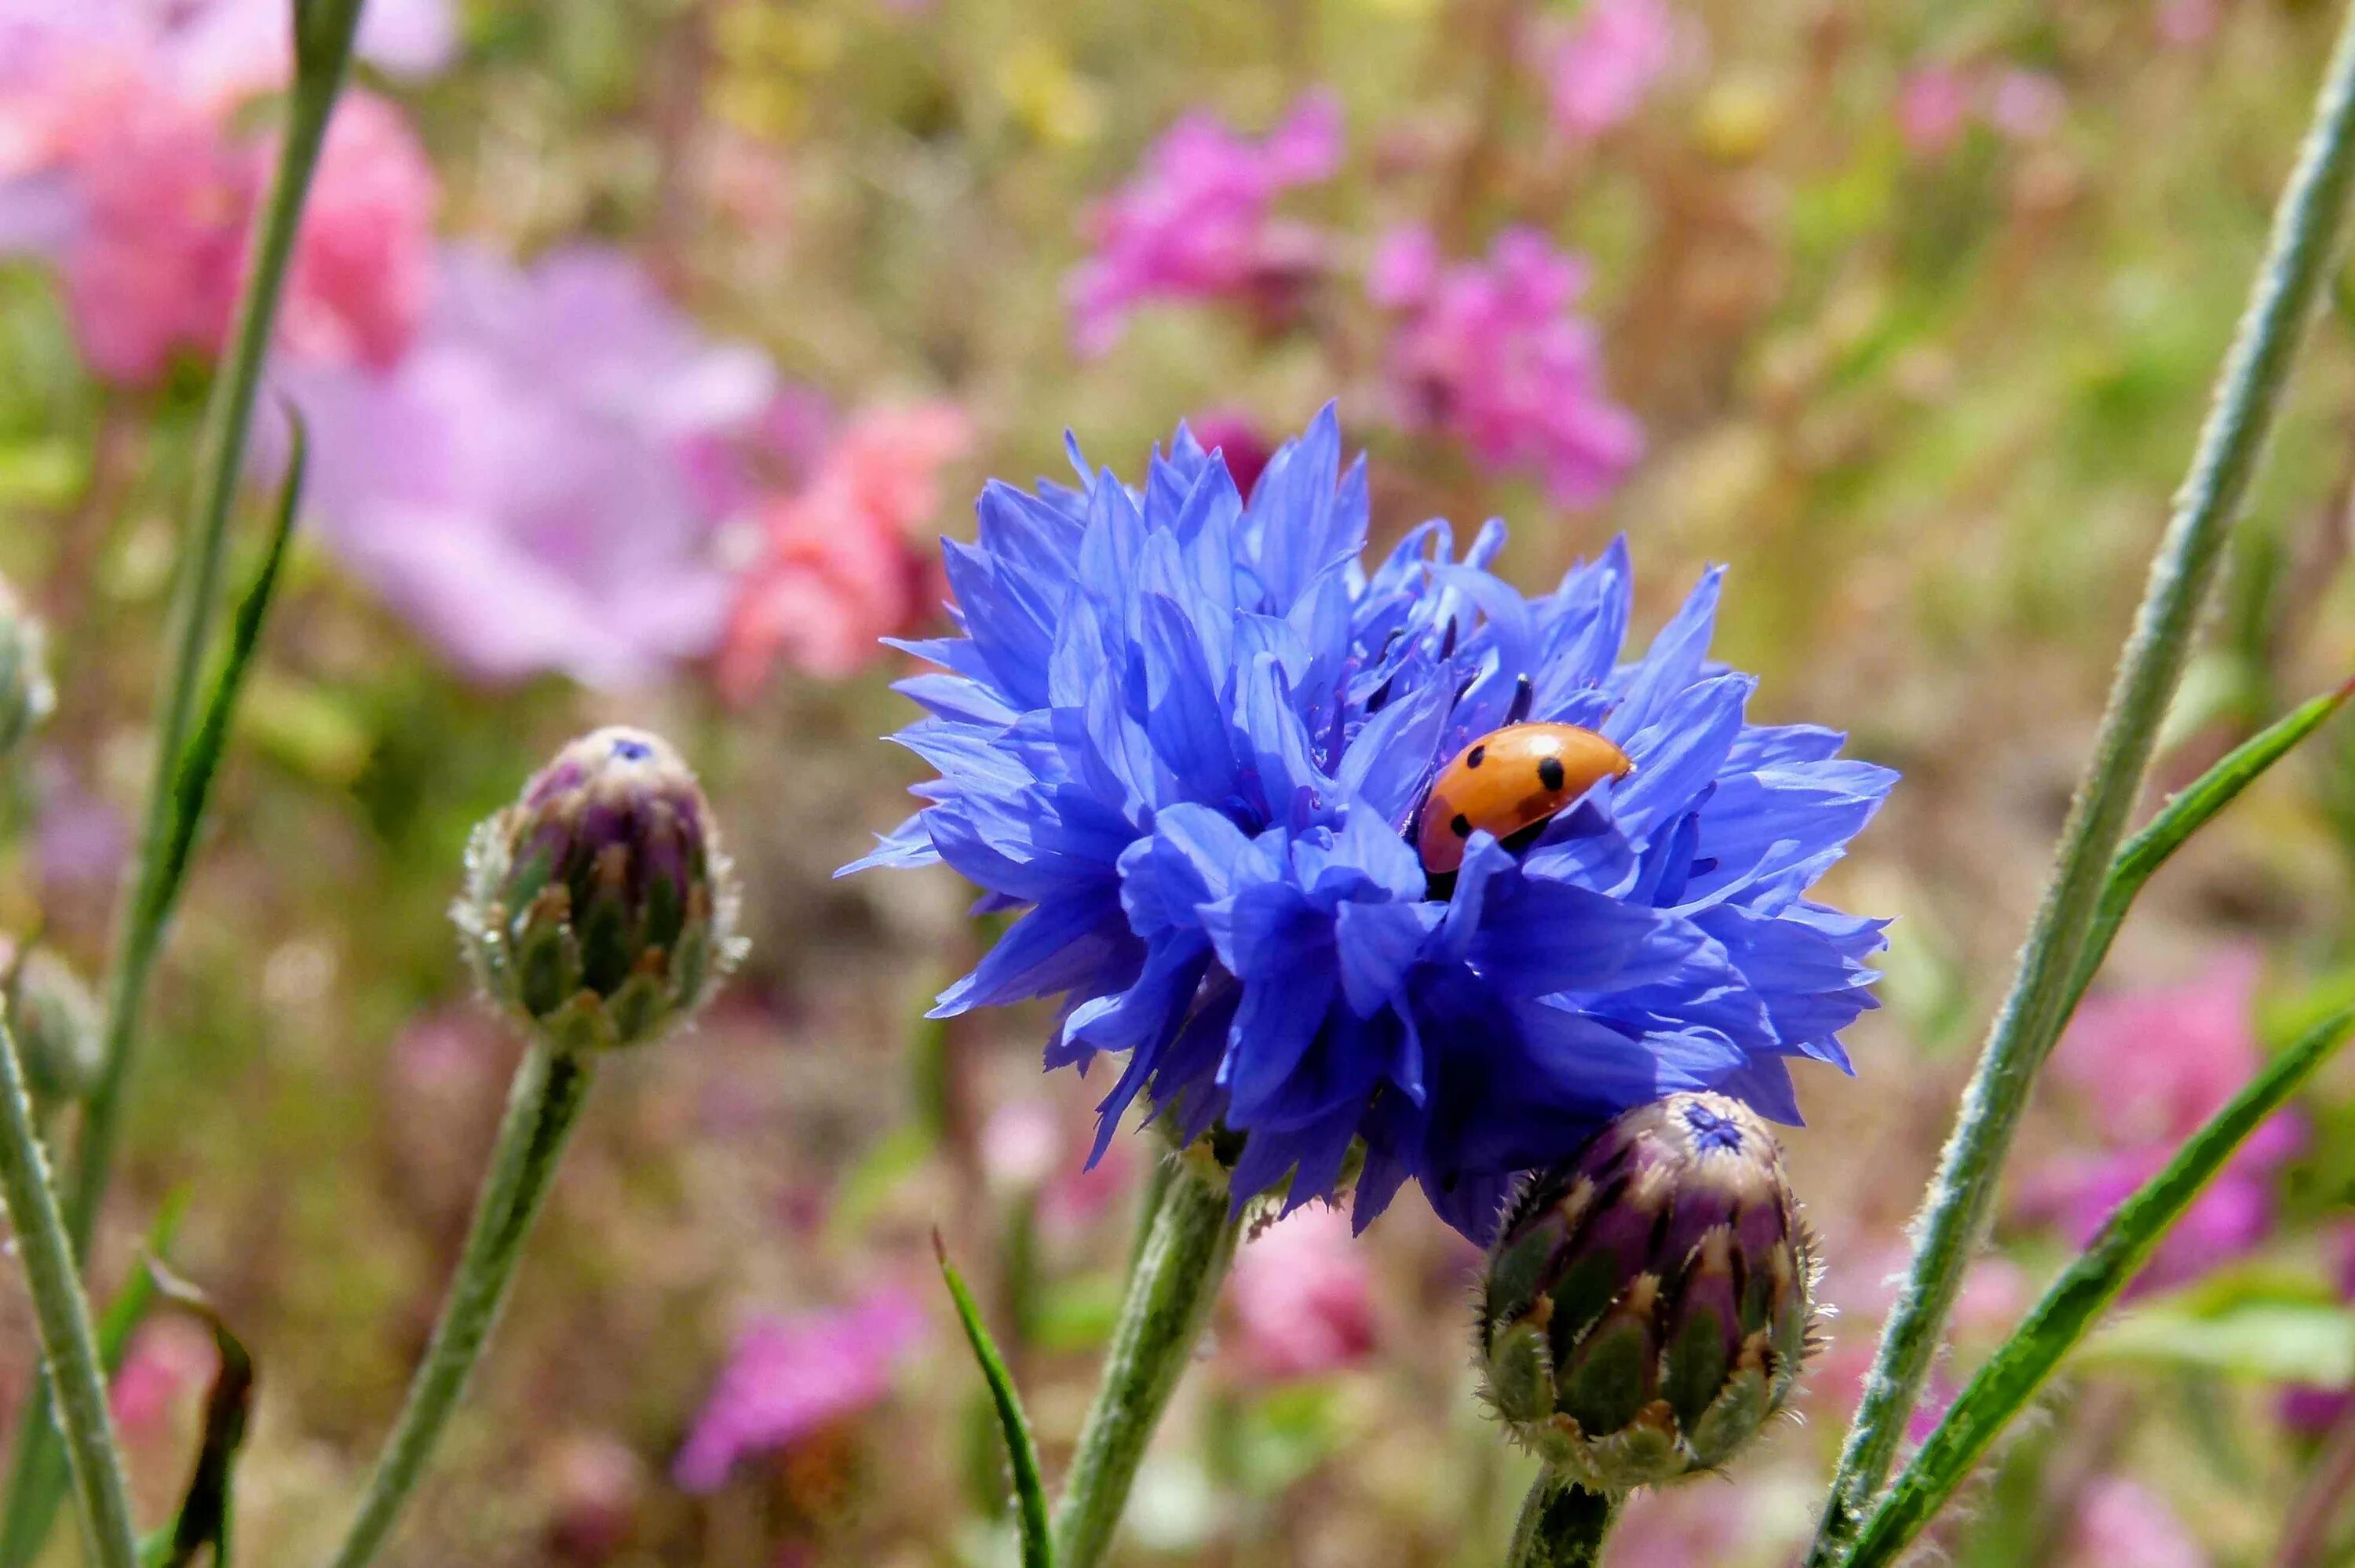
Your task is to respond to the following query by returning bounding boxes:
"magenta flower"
[2019,953,2300,1295]
[673,1289,926,1493]
[1370,224,1643,509]
[281,244,776,688]
[1225,1205,1377,1383]
[1543,0,1681,140]
[1183,409,1274,497]
[1066,91,1342,356]
[109,1318,216,1439]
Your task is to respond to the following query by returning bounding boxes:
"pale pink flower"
[109,1317,216,1439]
[1543,0,1680,140]
[1066,91,1342,356]
[278,93,440,370]
[1225,1205,1377,1382]
[978,1096,1137,1239]
[1372,224,1642,509]
[2067,1477,2207,1568]
[673,1289,926,1492]
[719,401,972,694]
[2022,952,2298,1294]
[1814,1246,2025,1442]
[2157,0,2221,47]
[1897,65,1973,157]
[1987,68,2066,144]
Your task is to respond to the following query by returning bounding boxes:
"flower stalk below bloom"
[1506,1479,1619,1568]
[1053,1147,1239,1568]
[323,1042,595,1568]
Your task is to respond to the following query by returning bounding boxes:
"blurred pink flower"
[1226,1205,1377,1382]
[109,1318,215,1439]
[1371,224,1642,509]
[978,1096,1137,1239]
[1066,91,1342,356]
[1543,0,1680,140]
[0,16,443,388]
[2066,1477,2206,1568]
[1897,65,1973,157]
[281,243,776,687]
[2021,952,2299,1294]
[719,401,971,695]
[674,1289,926,1493]
[278,93,440,370]
[1987,68,2066,144]
[1605,1486,1747,1568]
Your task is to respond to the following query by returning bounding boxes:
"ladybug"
[1414,722,1634,877]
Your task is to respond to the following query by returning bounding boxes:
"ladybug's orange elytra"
[1415,722,1634,876]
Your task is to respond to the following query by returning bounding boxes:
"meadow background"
[5,0,2355,1563]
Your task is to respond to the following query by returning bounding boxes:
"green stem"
[1,12,366,1559]
[1051,1150,1239,1568]
[0,1019,137,1568]
[1504,1478,1619,1568]
[1808,9,2355,1561]
[323,1044,595,1568]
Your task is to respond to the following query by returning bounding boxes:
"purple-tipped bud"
[1,939,101,1107]
[0,574,54,760]
[1476,1092,1819,1493]
[457,728,743,1052]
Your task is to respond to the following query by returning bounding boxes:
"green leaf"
[1843,1006,2355,1568]
[935,1232,1052,1568]
[143,1262,255,1568]
[97,1191,193,1372]
[2065,679,2355,1020]
[2079,1300,2355,1387]
[153,408,307,903]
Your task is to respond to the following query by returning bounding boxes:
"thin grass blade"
[1843,1007,2355,1568]
[936,1231,1053,1568]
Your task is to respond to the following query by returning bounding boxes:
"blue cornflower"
[849,407,1893,1241]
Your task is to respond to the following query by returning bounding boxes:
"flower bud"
[1476,1092,1819,1493]
[457,728,742,1052]
[0,574,56,760]
[1,939,103,1107]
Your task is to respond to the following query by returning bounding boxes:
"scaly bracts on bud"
[1477,1092,1819,1494]
[456,727,742,1052]
[0,574,55,761]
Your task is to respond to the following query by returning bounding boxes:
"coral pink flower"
[673,1290,926,1493]
[719,402,971,695]
[1897,65,1973,157]
[2021,953,2298,1295]
[1371,224,1642,509]
[278,93,440,369]
[1543,0,1680,140]
[2067,1477,2207,1568]
[1225,1205,1378,1382]
[1066,91,1342,356]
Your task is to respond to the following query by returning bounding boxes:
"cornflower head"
[1368,227,1645,512]
[853,407,1893,1241]
[1067,91,1342,356]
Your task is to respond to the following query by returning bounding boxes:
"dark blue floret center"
[611,737,654,761]
[1681,1102,1745,1154]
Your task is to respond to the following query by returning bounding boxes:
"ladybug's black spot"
[1450,813,1473,838]
[1466,745,1487,769]
[1537,756,1567,793]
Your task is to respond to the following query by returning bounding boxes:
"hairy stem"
[0,13,367,1558]
[1504,1478,1619,1568]
[323,1045,594,1568]
[1052,1150,1238,1568]
[1809,7,2355,1559]
[0,1019,136,1568]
